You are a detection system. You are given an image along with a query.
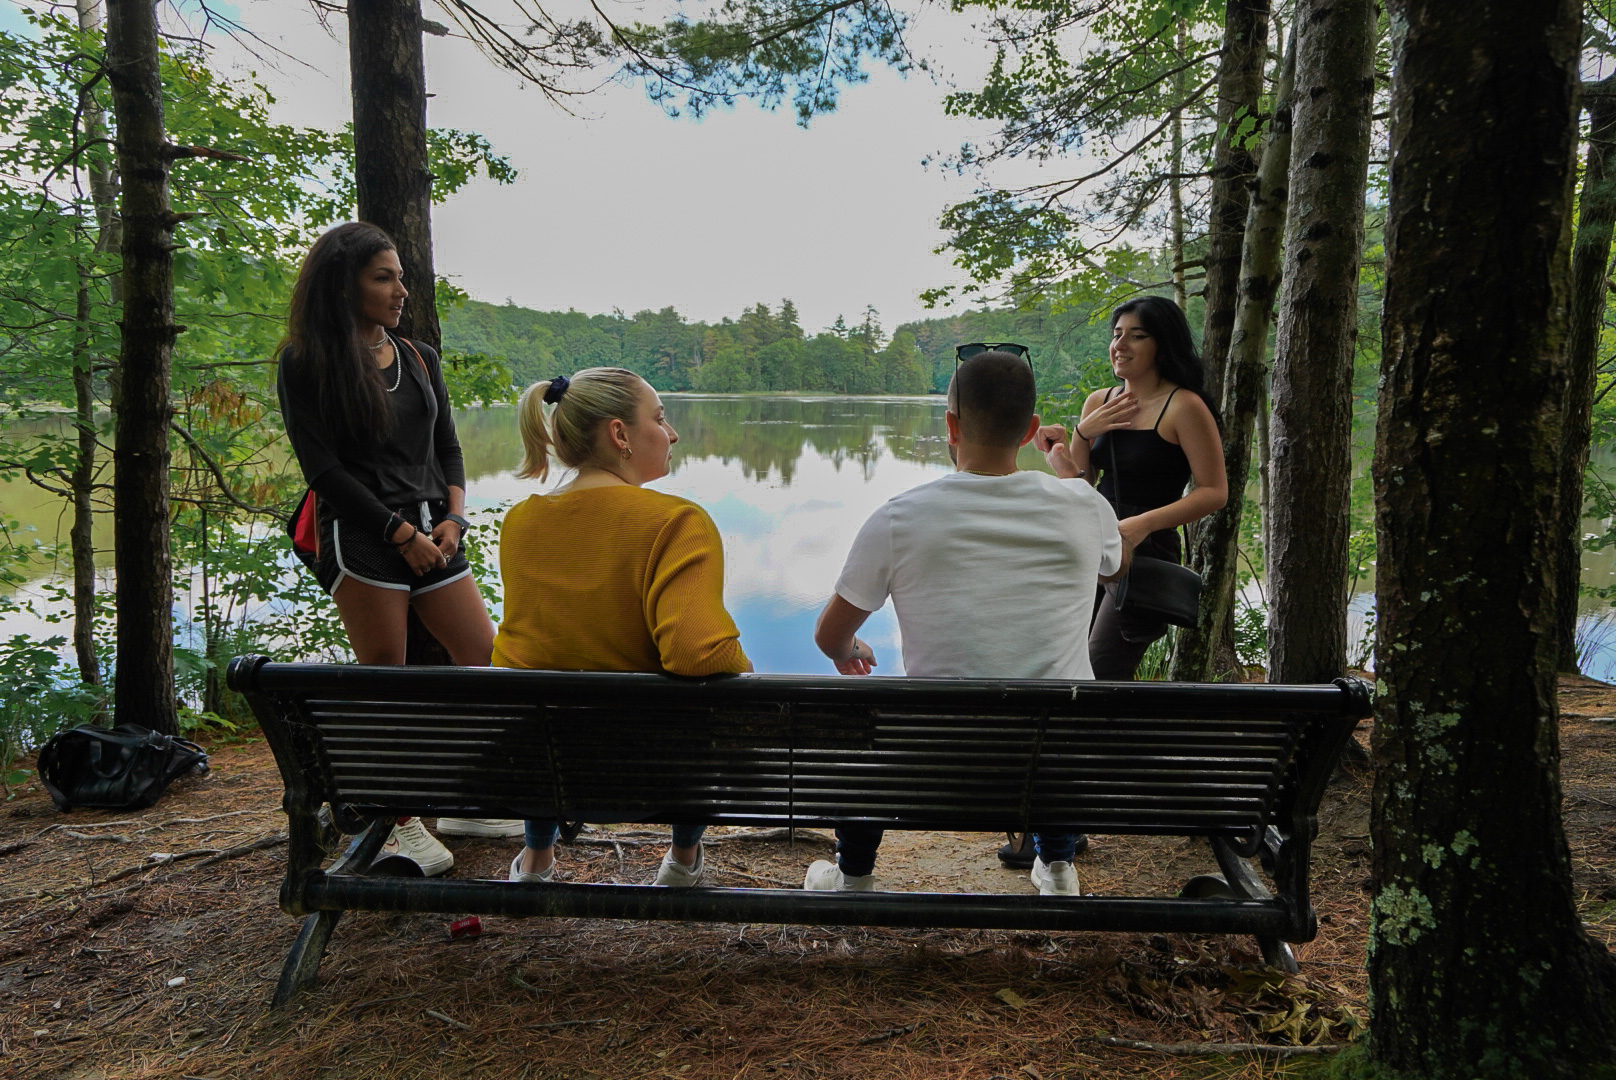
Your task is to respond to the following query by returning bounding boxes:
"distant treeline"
[441,297,1119,397]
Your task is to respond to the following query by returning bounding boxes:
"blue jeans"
[834,825,1078,876]
[524,820,706,850]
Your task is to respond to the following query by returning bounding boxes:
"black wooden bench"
[226,656,1370,1006]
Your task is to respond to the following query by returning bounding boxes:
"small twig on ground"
[530,1018,612,1030]
[193,833,287,868]
[857,1023,918,1045]
[64,831,132,843]
[353,992,420,1013]
[90,833,286,887]
[35,820,143,838]
[1090,1036,1345,1058]
[717,868,798,888]
[142,809,277,831]
[425,1008,472,1031]
[565,837,656,848]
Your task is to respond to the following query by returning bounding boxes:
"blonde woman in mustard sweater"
[494,367,751,886]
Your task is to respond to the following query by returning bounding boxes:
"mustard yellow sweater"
[491,485,751,676]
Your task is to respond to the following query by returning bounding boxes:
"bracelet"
[1074,422,1090,441]
[392,525,420,550]
[442,512,472,536]
[384,511,407,544]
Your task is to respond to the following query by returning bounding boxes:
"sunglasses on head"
[955,342,1032,365]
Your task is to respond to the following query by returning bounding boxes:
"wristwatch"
[442,512,472,536]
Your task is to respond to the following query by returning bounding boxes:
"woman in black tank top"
[1036,296,1228,679]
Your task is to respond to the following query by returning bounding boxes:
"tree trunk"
[1555,77,1616,674]
[348,0,441,351]
[70,290,102,691]
[1172,38,1295,684]
[1199,0,1270,407]
[1265,0,1375,685]
[1170,18,1189,312]
[105,0,178,737]
[349,0,452,664]
[70,0,118,693]
[1369,1,1616,1073]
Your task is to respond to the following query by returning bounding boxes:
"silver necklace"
[379,333,402,392]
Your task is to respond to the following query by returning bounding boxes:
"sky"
[180,1,1027,335]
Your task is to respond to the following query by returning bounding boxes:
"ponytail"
[516,367,645,481]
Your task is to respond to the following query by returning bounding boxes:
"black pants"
[1089,527,1181,681]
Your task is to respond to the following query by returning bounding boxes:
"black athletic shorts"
[315,499,471,598]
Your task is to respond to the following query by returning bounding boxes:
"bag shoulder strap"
[396,336,430,377]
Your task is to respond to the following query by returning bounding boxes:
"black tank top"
[1091,386,1193,518]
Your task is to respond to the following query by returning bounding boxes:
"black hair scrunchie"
[543,375,570,404]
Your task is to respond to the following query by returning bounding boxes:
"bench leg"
[1208,838,1299,974]
[273,909,343,1007]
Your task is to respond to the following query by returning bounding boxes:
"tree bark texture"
[105,0,178,736]
[1265,0,1375,685]
[349,0,441,351]
[1170,18,1189,313]
[1199,0,1270,407]
[1172,40,1294,684]
[71,0,118,692]
[71,291,102,690]
[1370,1,1616,1073]
[1555,78,1616,673]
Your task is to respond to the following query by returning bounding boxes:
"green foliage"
[0,634,104,796]
[443,292,1122,399]
[616,1,916,125]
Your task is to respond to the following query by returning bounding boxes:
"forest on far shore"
[440,295,1123,397]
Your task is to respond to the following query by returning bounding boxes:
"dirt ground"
[2,678,1613,1080]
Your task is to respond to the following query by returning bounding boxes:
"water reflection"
[466,395,973,676]
[10,398,1616,681]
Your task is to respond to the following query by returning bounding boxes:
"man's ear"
[945,410,962,445]
[1020,412,1042,447]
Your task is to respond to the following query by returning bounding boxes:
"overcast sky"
[176,1,1028,335]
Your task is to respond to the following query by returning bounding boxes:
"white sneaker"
[508,851,556,883]
[436,818,525,838]
[375,817,454,877]
[653,844,706,887]
[1031,856,1079,896]
[803,859,877,892]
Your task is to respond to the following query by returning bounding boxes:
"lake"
[5,394,1616,679]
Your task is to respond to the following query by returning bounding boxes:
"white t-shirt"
[835,470,1123,680]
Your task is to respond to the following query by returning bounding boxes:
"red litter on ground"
[447,916,482,940]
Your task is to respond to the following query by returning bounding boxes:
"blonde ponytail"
[515,367,646,481]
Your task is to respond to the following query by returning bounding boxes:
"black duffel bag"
[37,724,209,812]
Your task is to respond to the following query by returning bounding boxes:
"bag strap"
[37,732,71,810]
[1108,430,1125,509]
[397,336,429,377]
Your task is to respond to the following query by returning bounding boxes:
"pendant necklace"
[379,333,402,393]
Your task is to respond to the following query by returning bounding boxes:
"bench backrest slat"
[229,660,1369,840]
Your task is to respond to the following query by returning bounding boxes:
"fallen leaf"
[996,988,1030,1009]
[1020,1065,1044,1080]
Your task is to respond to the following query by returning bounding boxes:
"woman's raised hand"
[1074,391,1139,441]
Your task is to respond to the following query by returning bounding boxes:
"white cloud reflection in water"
[464,396,959,676]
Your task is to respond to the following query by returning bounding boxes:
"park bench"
[226,656,1371,1006]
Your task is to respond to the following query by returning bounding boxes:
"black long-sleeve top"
[277,338,467,541]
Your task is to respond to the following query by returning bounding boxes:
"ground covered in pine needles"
[2,676,1613,1080]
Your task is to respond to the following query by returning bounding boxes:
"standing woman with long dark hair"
[1039,295,1228,679]
[277,221,508,875]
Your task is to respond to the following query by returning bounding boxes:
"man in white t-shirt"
[807,349,1129,896]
